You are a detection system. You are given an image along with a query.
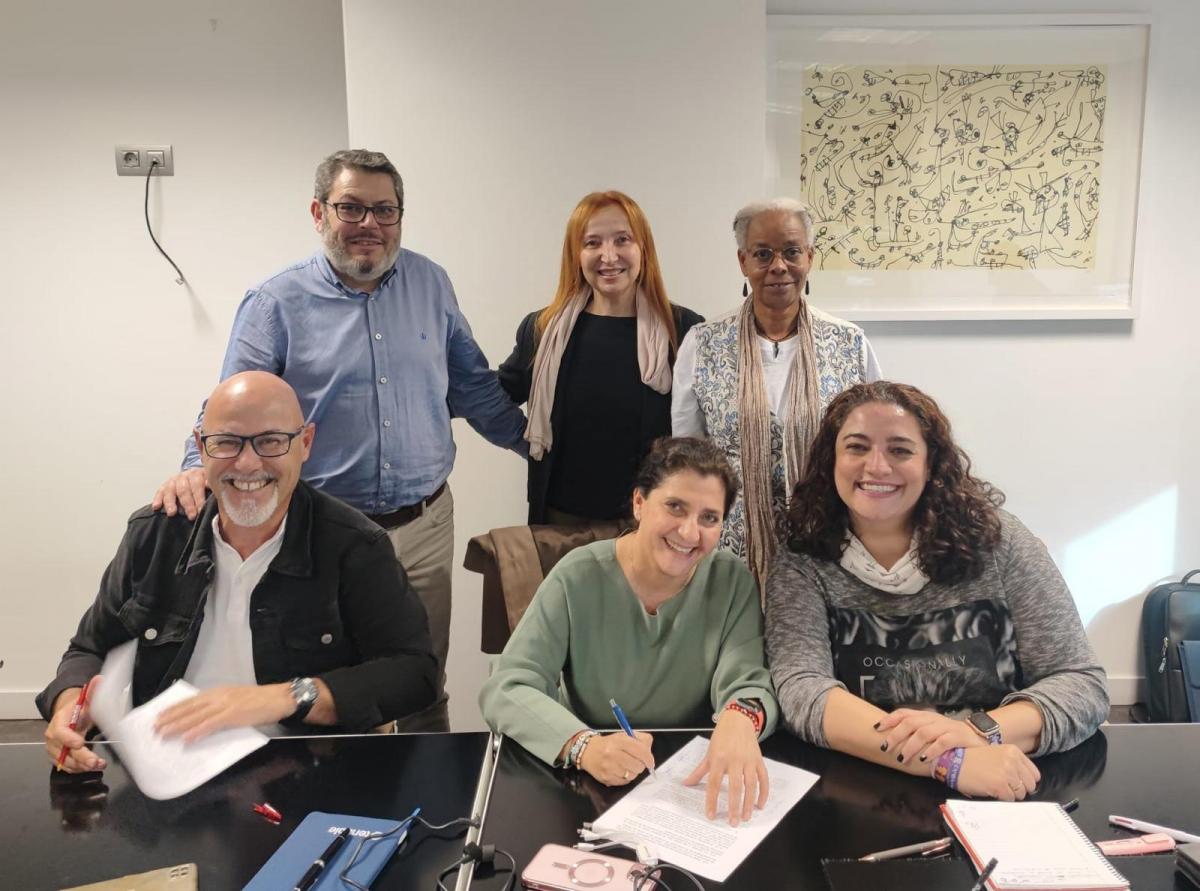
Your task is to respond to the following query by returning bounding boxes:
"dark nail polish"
[872,721,881,730]
[897,753,904,763]
[880,741,888,752]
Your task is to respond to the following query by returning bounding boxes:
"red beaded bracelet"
[724,700,764,735]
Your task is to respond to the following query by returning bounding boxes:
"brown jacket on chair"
[465,521,631,653]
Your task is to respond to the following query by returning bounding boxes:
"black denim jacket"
[36,481,437,732]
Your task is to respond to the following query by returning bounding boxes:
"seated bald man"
[39,371,437,772]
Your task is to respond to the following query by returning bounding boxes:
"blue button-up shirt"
[183,250,527,513]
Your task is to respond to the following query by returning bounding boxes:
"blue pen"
[609,698,656,779]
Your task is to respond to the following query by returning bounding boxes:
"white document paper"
[87,640,268,800]
[591,735,819,882]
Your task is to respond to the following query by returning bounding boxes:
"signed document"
[591,735,819,881]
[88,640,268,800]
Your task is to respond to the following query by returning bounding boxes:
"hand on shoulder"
[151,467,208,521]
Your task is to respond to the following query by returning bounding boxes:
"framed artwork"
[767,14,1150,319]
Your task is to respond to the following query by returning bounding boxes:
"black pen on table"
[968,857,999,891]
[295,826,350,891]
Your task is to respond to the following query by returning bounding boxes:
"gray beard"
[218,484,280,528]
[322,229,401,284]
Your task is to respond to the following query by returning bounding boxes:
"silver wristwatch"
[966,710,1002,745]
[288,677,319,721]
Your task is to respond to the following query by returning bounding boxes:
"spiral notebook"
[941,800,1128,891]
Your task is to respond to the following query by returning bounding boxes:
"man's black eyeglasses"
[323,201,402,226]
[199,429,305,459]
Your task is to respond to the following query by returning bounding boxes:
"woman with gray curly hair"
[672,198,880,585]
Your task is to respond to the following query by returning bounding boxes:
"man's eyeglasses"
[199,429,305,459]
[747,246,809,268]
[323,201,402,226]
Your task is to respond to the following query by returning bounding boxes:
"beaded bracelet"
[932,747,966,790]
[566,730,598,769]
[723,701,765,735]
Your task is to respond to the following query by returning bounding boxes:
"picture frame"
[767,14,1151,320]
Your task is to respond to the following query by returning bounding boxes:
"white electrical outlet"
[115,144,174,176]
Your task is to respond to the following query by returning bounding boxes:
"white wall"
[345,0,1199,729]
[0,0,349,716]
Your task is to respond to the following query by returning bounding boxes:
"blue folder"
[243,811,406,891]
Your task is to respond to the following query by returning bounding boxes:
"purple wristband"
[932,747,966,790]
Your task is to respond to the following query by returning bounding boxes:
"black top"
[498,303,704,524]
[545,313,643,518]
[36,482,438,732]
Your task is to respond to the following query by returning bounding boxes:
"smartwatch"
[966,710,1002,745]
[289,677,319,721]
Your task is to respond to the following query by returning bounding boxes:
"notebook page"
[942,801,1126,890]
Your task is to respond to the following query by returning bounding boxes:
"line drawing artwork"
[799,64,1107,272]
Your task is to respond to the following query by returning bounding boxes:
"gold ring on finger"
[623,770,631,780]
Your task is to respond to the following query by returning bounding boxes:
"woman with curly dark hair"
[766,382,1107,801]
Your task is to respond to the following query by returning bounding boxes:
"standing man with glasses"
[152,150,528,731]
[41,372,438,772]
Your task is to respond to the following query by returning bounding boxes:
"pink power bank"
[1096,832,1177,856]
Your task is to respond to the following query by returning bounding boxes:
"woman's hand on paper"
[154,684,294,742]
[956,744,1041,801]
[579,732,656,786]
[875,708,985,767]
[684,709,769,827]
[45,684,106,773]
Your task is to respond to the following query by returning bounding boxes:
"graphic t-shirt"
[829,599,1019,712]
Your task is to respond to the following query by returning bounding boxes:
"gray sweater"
[765,511,1108,756]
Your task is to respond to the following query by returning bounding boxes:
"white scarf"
[525,287,672,460]
[840,533,930,595]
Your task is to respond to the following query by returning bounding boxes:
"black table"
[475,725,1200,889]
[1,733,490,891]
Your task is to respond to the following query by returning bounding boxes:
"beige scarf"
[525,288,673,460]
[737,296,820,587]
[840,533,930,595]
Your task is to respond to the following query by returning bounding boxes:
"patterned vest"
[692,307,872,560]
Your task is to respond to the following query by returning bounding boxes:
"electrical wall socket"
[115,144,174,176]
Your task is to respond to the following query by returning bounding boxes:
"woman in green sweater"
[479,437,778,826]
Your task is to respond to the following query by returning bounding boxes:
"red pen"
[253,802,283,823]
[55,678,93,771]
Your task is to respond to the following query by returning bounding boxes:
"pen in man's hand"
[969,856,999,891]
[55,679,93,771]
[295,826,350,891]
[609,698,656,779]
[859,836,952,861]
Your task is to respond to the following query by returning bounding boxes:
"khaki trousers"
[385,485,454,732]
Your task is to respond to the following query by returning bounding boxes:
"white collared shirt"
[183,516,287,689]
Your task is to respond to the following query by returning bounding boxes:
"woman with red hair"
[499,191,702,524]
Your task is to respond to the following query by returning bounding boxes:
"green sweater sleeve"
[709,558,780,737]
[478,571,588,765]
